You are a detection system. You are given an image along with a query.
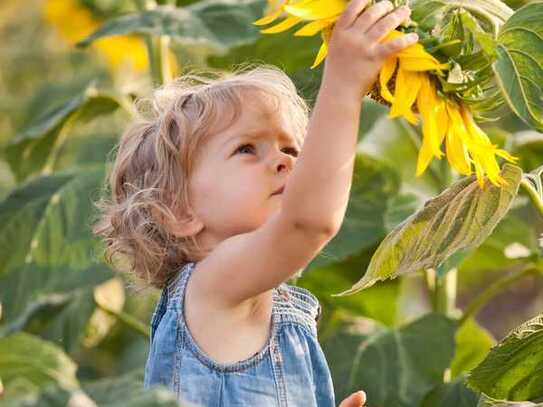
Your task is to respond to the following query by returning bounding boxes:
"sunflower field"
[1,0,543,406]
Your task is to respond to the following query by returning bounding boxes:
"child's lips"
[271,186,285,196]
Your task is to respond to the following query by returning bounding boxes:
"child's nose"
[273,151,295,173]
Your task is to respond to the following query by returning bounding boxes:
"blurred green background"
[1,0,542,405]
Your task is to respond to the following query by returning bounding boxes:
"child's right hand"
[323,0,418,100]
[338,390,367,407]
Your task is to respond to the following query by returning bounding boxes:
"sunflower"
[253,0,518,188]
[43,0,149,73]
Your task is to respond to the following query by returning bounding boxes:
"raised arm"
[282,0,415,234]
[192,0,417,306]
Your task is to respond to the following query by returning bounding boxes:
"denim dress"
[143,262,335,407]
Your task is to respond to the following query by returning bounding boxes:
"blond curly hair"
[92,63,310,290]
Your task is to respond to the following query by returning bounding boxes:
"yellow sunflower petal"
[253,6,285,26]
[495,149,519,162]
[389,68,422,125]
[294,18,334,36]
[311,39,328,69]
[379,56,397,103]
[459,106,519,187]
[400,57,449,72]
[260,15,303,34]
[416,126,435,176]
[445,103,472,175]
[473,159,486,188]
[284,0,347,20]
[417,75,446,158]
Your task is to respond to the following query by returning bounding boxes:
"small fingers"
[376,32,419,58]
[352,0,394,33]
[366,5,411,42]
[336,0,373,28]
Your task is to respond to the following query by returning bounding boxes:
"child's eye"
[282,147,299,157]
[235,144,255,155]
[234,144,299,157]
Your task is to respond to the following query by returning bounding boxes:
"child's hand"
[338,390,367,407]
[323,0,418,99]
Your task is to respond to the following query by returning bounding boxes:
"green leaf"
[298,247,401,326]
[421,376,480,407]
[5,85,121,181]
[451,318,496,378]
[334,164,522,295]
[77,0,266,55]
[495,2,543,131]
[0,166,113,350]
[321,313,457,407]
[0,165,107,277]
[82,369,181,406]
[383,193,421,232]
[0,332,79,399]
[1,369,182,406]
[468,314,543,401]
[478,396,543,407]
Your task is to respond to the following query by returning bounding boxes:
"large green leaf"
[478,396,543,406]
[495,2,543,131]
[82,368,181,406]
[0,166,113,349]
[0,165,107,277]
[321,313,457,407]
[1,368,182,406]
[0,332,79,400]
[421,376,480,407]
[451,318,496,379]
[334,164,522,295]
[468,314,543,401]
[298,246,401,327]
[5,85,121,181]
[77,0,266,55]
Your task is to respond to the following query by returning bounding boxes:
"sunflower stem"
[520,177,543,218]
[136,0,172,86]
[94,299,150,338]
[426,268,457,317]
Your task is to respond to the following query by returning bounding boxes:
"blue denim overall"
[143,262,335,406]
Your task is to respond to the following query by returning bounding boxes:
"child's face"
[188,92,301,246]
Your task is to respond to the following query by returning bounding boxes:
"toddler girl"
[94,0,416,405]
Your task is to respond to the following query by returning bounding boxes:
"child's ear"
[171,211,204,238]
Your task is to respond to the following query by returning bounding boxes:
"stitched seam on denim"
[150,288,169,342]
[285,286,319,305]
[270,335,288,407]
[218,374,224,407]
[273,287,319,333]
[276,298,318,317]
[173,317,183,395]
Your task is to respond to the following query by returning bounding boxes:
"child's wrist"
[320,73,367,108]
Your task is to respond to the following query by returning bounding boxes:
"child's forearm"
[281,78,363,234]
